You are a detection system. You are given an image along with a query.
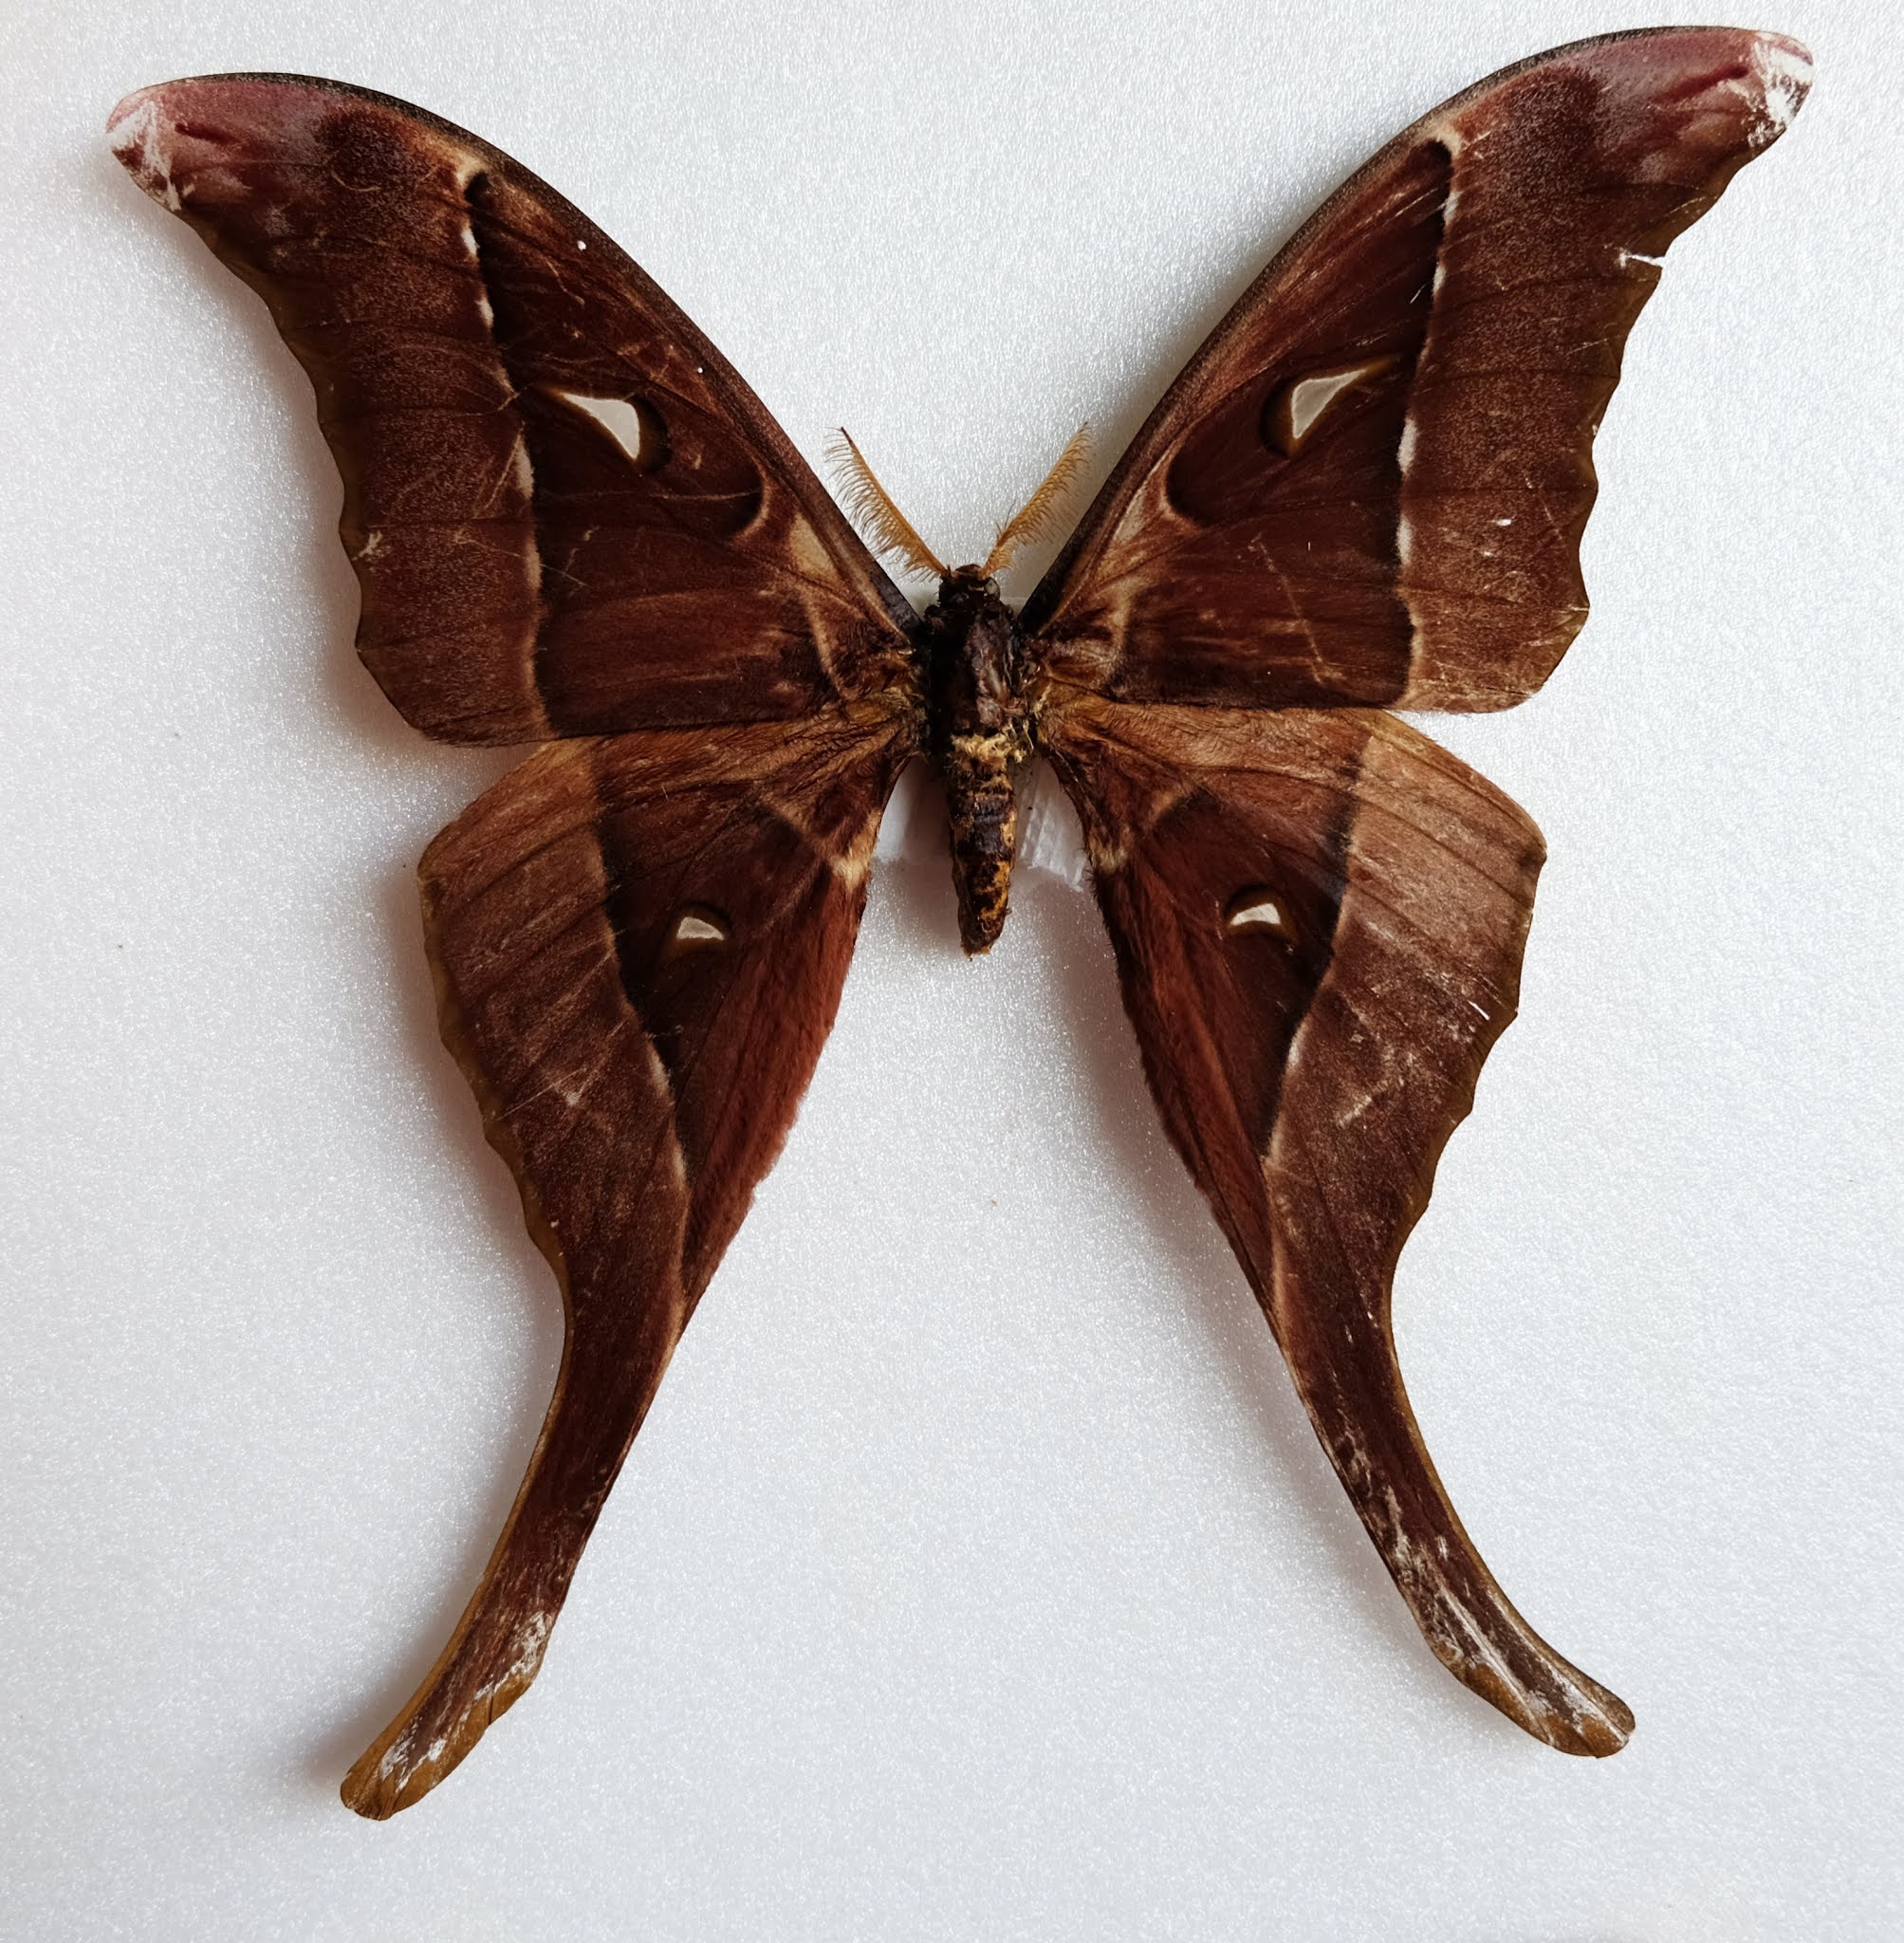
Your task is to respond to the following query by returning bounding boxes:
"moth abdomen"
[924,565,1033,953]
[941,731,1026,953]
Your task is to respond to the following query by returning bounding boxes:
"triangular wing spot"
[666,904,731,952]
[1225,886,1293,936]
[549,389,670,472]
[1263,358,1402,457]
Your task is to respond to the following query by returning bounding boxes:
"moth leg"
[340,1286,683,1819]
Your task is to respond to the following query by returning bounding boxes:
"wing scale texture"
[1030,25,1808,1755]
[1025,28,1810,712]
[110,75,917,743]
[346,709,909,1815]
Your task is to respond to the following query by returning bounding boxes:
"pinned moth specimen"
[109,28,1811,1817]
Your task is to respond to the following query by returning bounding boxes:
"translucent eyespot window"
[1262,356,1399,457]
[551,390,670,472]
[667,905,730,952]
[1225,887,1292,936]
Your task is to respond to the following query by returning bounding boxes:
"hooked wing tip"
[106,83,228,213]
[1746,31,1814,143]
[1752,30,1814,80]
[106,88,172,201]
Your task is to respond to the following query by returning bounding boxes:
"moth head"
[942,564,1002,601]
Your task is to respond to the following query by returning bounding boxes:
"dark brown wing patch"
[1024,28,1811,713]
[110,76,919,743]
[1044,695,1632,1756]
[338,705,909,1817]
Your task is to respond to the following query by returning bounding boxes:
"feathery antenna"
[983,423,1092,577]
[825,429,946,582]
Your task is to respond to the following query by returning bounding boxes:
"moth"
[109,27,1810,1818]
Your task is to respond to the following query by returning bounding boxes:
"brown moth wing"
[340,705,911,1819]
[108,75,918,743]
[1042,695,1632,1755]
[1021,28,1810,712]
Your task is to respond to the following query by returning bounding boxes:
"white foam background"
[4,1,1900,1935]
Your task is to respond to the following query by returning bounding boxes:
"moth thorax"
[926,568,1031,954]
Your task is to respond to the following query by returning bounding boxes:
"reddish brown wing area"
[1044,697,1633,1755]
[340,707,909,1818]
[1023,28,1810,712]
[109,75,918,742]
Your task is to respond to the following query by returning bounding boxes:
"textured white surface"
[4,0,1901,1935]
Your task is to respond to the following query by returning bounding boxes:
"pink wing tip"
[107,85,149,133]
[1560,27,1815,163]
[108,78,309,213]
[1747,31,1814,142]
[106,86,186,209]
